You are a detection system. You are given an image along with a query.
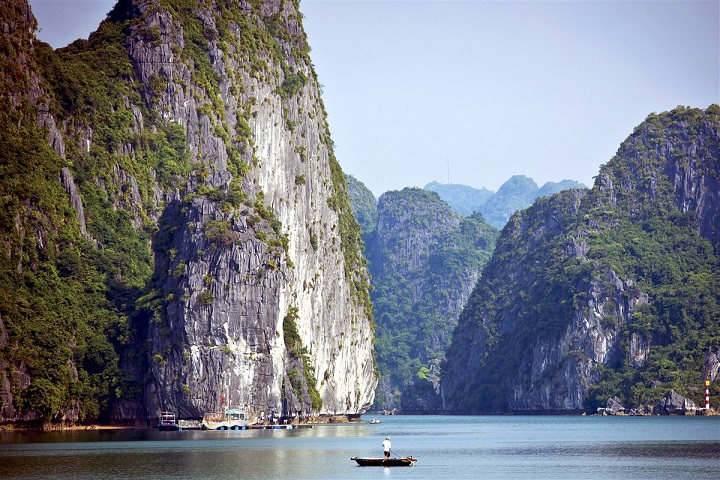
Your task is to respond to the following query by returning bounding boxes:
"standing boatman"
[382,437,391,459]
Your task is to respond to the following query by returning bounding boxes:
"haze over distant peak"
[425,176,587,228]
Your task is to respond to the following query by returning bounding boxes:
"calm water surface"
[1,415,718,479]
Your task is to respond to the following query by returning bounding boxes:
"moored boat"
[202,409,255,430]
[158,411,179,431]
[351,456,417,467]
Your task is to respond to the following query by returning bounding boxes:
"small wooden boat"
[369,419,381,424]
[351,456,417,467]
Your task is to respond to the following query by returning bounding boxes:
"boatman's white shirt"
[383,439,391,452]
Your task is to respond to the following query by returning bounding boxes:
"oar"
[390,448,414,460]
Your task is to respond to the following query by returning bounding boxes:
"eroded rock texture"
[0,0,374,425]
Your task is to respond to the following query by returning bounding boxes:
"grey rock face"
[703,348,720,383]
[628,332,650,368]
[4,0,374,423]
[653,390,697,415]
[60,167,89,237]
[363,188,496,411]
[665,146,720,245]
[443,107,719,413]
[597,396,626,415]
[123,0,376,419]
[37,103,65,158]
[504,251,648,412]
[605,396,625,414]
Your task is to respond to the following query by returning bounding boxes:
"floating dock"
[177,419,202,430]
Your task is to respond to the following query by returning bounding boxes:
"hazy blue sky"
[28,0,719,196]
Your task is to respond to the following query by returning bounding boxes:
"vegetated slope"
[443,106,720,413]
[345,174,377,235]
[479,175,539,228]
[426,177,587,229]
[361,188,497,411]
[0,0,375,426]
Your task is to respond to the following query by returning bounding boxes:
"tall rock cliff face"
[443,106,720,413]
[360,188,497,411]
[0,0,375,425]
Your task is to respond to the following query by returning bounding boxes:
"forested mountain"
[479,175,540,227]
[443,106,720,413]
[353,188,497,411]
[0,0,375,427]
[426,177,586,228]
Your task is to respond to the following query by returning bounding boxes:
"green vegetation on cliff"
[328,155,373,323]
[283,307,322,411]
[0,2,151,424]
[361,188,497,411]
[443,105,720,413]
[1,0,371,425]
[345,174,377,236]
[582,106,720,410]
[0,99,128,423]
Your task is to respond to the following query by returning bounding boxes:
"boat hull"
[351,457,416,467]
[202,410,255,430]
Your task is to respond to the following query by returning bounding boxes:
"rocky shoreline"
[597,390,717,416]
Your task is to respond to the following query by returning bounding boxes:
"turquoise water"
[1,415,718,479]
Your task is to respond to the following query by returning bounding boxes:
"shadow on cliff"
[108,198,184,424]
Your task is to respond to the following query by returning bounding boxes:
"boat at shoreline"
[202,409,256,430]
[351,456,417,467]
[157,411,179,431]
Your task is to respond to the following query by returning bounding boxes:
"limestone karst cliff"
[0,0,375,426]
[355,187,497,412]
[442,106,720,413]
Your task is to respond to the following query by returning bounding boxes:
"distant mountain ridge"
[425,177,587,228]
[420,182,492,217]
